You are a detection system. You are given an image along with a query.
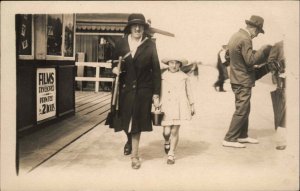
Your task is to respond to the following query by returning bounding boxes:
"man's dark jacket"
[228,29,268,87]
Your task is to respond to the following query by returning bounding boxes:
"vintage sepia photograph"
[1,1,299,191]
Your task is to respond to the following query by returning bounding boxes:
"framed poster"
[17,14,34,59]
[36,68,56,122]
[46,14,63,59]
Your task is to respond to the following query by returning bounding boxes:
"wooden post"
[95,66,100,92]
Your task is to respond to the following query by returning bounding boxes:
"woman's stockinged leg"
[131,132,141,169]
[123,131,132,155]
[131,132,141,158]
[126,132,132,144]
[168,125,180,156]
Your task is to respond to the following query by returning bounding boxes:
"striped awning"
[76,23,125,32]
[76,13,129,33]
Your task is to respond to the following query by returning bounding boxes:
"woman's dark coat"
[111,35,161,133]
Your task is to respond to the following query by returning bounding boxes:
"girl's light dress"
[160,70,194,126]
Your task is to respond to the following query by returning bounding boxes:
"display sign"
[36,68,56,121]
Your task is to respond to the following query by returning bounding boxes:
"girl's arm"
[186,77,195,115]
[186,77,194,105]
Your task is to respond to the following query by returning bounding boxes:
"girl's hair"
[168,60,182,67]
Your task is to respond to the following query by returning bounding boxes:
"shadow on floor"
[250,128,276,138]
[140,139,210,161]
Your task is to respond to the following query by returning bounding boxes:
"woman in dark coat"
[268,41,286,150]
[111,13,161,169]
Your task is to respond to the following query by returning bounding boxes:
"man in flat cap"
[223,15,272,148]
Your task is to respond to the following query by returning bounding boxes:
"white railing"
[75,62,115,92]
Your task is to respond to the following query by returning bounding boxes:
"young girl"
[159,58,195,164]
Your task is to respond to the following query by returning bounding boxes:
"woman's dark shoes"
[124,142,132,155]
[164,142,170,154]
[219,89,226,92]
[167,155,175,165]
[131,157,141,169]
[276,145,286,150]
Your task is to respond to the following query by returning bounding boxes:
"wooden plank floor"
[18,91,112,173]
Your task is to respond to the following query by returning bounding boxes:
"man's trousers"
[225,84,252,142]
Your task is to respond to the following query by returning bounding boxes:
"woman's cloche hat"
[161,58,189,67]
[124,13,149,34]
[245,15,265,34]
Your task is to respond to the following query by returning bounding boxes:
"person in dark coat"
[213,45,230,92]
[222,15,272,148]
[111,13,161,169]
[268,41,286,150]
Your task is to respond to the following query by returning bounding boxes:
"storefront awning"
[76,23,125,32]
[76,13,129,33]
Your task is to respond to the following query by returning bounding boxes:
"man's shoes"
[219,89,226,92]
[237,137,259,144]
[222,140,246,148]
[131,157,141,169]
[124,142,132,155]
[276,145,286,150]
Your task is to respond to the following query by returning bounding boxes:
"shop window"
[46,14,75,60]
[16,14,34,60]
[64,14,75,58]
[47,14,63,56]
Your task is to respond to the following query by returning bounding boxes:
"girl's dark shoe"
[131,157,141,169]
[164,143,170,154]
[124,142,132,155]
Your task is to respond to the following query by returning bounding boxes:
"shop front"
[16,13,130,133]
[16,14,76,132]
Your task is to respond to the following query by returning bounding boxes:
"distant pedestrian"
[223,15,272,148]
[213,45,230,92]
[111,13,161,169]
[160,58,195,164]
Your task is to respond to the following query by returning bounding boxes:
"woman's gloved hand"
[112,67,120,75]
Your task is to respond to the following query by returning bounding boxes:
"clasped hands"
[267,60,284,74]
